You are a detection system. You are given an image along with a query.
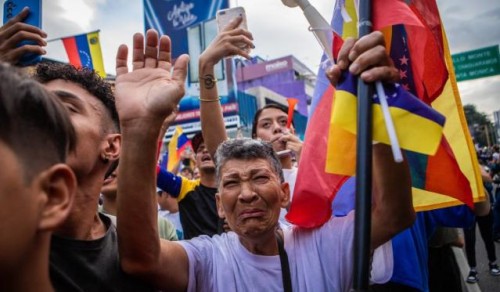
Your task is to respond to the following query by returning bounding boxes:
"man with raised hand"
[115,28,415,291]
[34,62,153,291]
[115,29,189,290]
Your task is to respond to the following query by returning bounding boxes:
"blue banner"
[144,0,229,58]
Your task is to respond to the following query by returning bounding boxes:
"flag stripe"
[332,90,445,155]
[87,31,106,77]
[61,37,82,67]
[167,126,191,172]
[168,126,182,172]
[433,29,484,202]
[75,34,93,70]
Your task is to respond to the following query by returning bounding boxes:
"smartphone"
[3,0,42,66]
[216,6,250,54]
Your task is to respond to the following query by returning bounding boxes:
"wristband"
[199,97,221,102]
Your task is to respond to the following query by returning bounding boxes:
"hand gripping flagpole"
[281,0,403,163]
[281,1,401,291]
[283,0,403,289]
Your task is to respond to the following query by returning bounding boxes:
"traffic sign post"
[452,45,500,82]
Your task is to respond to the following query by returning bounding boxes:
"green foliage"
[463,104,495,147]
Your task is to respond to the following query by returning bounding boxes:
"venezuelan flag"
[286,0,481,228]
[167,126,191,172]
[62,30,106,77]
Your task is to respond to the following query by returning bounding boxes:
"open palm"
[114,30,189,127]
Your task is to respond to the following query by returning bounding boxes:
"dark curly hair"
[33,63,119,131]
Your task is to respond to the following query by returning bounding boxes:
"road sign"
[452,45,500,82]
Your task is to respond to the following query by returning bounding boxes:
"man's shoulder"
[180,232,234,251]
[178,177,201,201]
[184,180,217,197]
[285,211,355,241]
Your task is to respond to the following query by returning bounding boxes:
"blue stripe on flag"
[75,34,93,69]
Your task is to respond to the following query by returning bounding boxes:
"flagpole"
[353,0,373,291]
[46,29,101,43]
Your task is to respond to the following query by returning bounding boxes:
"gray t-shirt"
[49,213,155,292]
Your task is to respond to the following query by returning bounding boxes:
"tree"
[463,104,495,147]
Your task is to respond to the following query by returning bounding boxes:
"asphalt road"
[459,226,500,292]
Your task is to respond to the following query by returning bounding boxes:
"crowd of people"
[462,145,500,284]
[0,7,498,292]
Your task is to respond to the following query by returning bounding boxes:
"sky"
[4,0,498,117]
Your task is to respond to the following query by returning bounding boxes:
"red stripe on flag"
[425,138,474,209]
[62,37,82,67]
[333,32,343,61]
[406,2,448,103]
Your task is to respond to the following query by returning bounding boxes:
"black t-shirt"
[179,184,224,239]
[50,213,155,292]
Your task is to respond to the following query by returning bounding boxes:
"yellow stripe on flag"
[430,29,484,204]
[167,126,183,172]
[332,89,444,155]
[87,31,106,78]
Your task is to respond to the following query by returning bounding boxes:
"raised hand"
[114,29,189,129]
[199,16,254,67]
[0,7,47,65]
[326,31,399,86]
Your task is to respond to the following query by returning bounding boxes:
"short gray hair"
[215,138,284,184]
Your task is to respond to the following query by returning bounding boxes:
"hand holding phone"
[216,6,252,55]
[2,0,44,66]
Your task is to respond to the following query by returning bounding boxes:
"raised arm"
[327,31,414,250]
[199,16,254,157]
[114,29,190,291]
[0,7,46,65]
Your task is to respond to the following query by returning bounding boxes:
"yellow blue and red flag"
[165,126,191,172]
[286,0,481,228]
[62,30,106,77]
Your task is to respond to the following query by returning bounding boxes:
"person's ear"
[37,164,76,231]
[280,182,290,209]
[216,192,225,218]
[101,133,121,163]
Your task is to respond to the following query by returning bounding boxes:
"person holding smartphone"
[198,15,301,226]
[0,7,46,66]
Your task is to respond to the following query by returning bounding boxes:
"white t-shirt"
[179,211,392,292]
